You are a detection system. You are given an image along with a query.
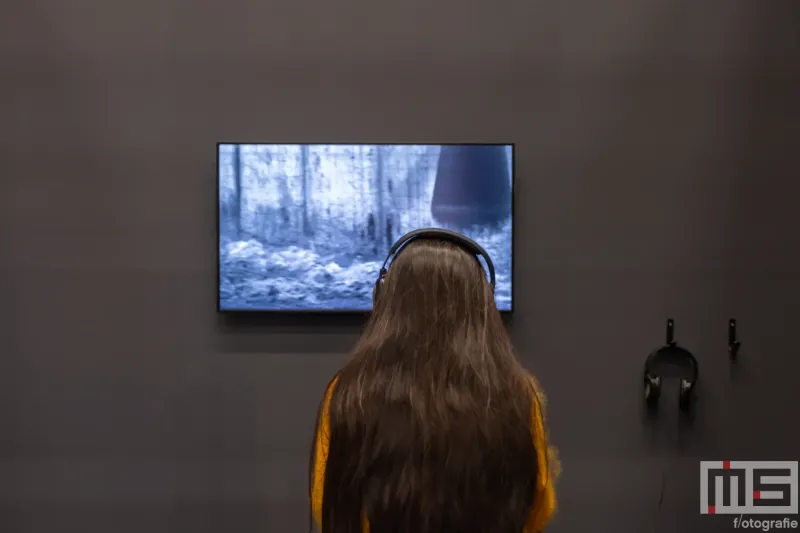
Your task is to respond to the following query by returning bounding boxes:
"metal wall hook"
[666,318,676,346]
[728,319,741,360]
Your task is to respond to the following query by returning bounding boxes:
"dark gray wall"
[2,0,799,531]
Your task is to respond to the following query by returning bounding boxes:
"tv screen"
[218,143,514,312]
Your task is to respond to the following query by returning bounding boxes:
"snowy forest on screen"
[218,144,513,311]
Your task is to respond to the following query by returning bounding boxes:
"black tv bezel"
[216,142,515,315]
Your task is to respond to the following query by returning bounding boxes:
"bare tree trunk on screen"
[233,145,242,238]
[301,145,312,236]
[375,146,386,253]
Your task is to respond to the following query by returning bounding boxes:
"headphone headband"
[644,345,699,385]
[379,228,496,289]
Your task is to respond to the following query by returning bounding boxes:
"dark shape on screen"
[431,145,511,228]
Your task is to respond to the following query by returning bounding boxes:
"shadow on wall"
[216,312,366,354]
[216,311,515,354]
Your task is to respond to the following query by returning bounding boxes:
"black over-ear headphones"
[373,228,496,304]
[643,319,699,412]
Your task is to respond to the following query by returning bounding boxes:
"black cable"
[652,469,667,533]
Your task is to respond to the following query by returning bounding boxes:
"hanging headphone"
[643,319,699,412]
[373,228,496,304]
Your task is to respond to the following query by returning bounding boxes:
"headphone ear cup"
[644,375,661,407]
[372,279,381,305]
[678,379,693,411]
[373,271,387,306]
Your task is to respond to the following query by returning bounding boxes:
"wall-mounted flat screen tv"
[217,143,514,312]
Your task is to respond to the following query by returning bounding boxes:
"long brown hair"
[312,238,541,533]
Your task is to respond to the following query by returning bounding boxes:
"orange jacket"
[311,376,557,532]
